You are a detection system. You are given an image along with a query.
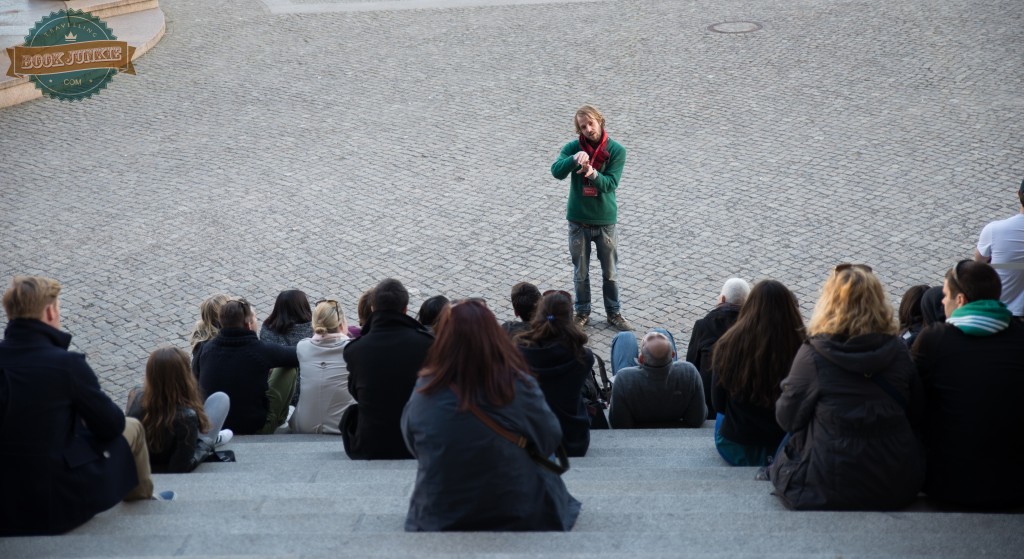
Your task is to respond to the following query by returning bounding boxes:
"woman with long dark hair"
[515,290,594,456]
[710,280,803,466]
[769,265,925,510]
[401,300,580,532]
[261,289,313,406]
[127,347,231,473]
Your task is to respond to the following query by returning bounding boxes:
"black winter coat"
[769,334,925,510]
[196,328,298,434]
[686,303,741,419]
[912,320,1024,508]
[519,343,593,457]
[341,311,433,459]
[0,319,138,536]
[401,376,581,531]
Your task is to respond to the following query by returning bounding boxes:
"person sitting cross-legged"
[127,346,232,472]
[196,298,299,435]
[608,329,706,428]
[0,276,170,537]
[912,260,1024,509]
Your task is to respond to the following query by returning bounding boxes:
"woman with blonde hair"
[290,300,354,434]
[769,264,924,510]
[188,294,229,371]
[127,347,232,473]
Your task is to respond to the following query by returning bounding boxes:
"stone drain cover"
[707,21,763,34]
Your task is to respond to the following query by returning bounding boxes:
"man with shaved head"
[607,329,707,429]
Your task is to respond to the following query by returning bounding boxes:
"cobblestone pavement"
[1,0,1021,403]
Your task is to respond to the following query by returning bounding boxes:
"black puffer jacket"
[769,334,925,510]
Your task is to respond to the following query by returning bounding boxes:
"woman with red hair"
[401,299,581,531]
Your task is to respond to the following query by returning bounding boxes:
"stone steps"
[0,0,165,108]
[1,426,1021,558]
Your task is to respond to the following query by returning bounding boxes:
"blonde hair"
[313,300,347,336]
[3,276,61,320]
[573,104,605,134]
[807,267,897,338]
[189,294,229,351]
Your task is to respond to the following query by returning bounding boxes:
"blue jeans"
[714,413,773,467]
[568,221,620,316]
[609,329,677,376]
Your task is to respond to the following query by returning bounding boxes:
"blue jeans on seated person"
[568,221,620,316]
[609,329,678,376]
[714,413,774,467]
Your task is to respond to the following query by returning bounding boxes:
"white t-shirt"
[977,212,1024,316]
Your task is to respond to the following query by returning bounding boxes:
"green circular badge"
[23,10,120,101]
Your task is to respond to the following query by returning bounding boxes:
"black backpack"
[581,355,612,429]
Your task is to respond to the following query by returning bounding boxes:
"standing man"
[551,104,632,331]
[974,178,1024,318]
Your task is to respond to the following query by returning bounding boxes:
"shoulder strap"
[468,406,570,474]
[469,406,526,448]
[594,354,611,396]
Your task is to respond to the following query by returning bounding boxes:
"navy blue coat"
[401,376,581,531]
[0,319,137,536]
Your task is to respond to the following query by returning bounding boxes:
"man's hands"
[573,151,598,179]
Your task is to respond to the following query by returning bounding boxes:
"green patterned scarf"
[947,300,1013,336]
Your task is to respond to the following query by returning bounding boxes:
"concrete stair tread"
[1,428,1020,558]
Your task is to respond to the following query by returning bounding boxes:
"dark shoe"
[574,313,590,328]
[607,313,633,331]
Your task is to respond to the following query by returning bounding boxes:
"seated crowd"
[2,254,1023,536]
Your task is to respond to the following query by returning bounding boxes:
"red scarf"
[579,130,609,174]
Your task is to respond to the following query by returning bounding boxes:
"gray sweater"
[608,361,707,429]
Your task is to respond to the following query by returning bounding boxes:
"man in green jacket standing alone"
[551,105,632,331]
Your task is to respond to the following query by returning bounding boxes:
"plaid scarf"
[579,130,609,182]
[947,299,1012,336]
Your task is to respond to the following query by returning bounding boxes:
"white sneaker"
[215,429,233,447]
[278,405,297,430]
